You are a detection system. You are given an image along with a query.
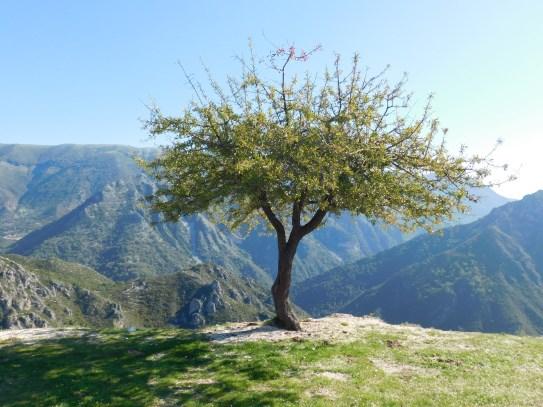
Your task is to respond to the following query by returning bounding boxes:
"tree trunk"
[271,245,301,331]
[260,199,327,331]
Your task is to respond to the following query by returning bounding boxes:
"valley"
[0,144,518,333]
[0,145,532,333]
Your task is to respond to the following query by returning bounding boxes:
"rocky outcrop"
[178,280,226,328]
[0,256,128,329]
[1,256,273,331]
[74,288,126,328]
[0,257,52,328]
[172,264,273,328]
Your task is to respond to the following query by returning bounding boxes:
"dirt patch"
[203,313,485,347]
[317,371,350,381]
[305,387,337,399]
[203,314,392,343]
[371,357,439,377]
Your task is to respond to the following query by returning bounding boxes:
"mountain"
[0,144,511,283]
[8,181,269,282]
[0,144,153,240]
[0,144,269,282]
[453,187,514,225]
[0,254,272,329]
[294,191,543,334]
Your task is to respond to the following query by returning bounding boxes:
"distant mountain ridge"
[0,144,271,282]
[294,191,543,334]
[0,144,511,283]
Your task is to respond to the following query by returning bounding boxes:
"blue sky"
[1,1,542,198]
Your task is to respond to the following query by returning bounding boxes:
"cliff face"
[0,255,272,330]
[0,256,126,329]
[0,257,54,328]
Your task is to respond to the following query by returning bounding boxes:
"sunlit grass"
[0,327,542,406]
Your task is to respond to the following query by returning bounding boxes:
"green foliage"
[1,324,543,406]
[144,47,496,235]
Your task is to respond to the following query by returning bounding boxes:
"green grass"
[1,326,542,406]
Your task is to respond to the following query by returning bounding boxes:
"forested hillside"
[295,191,543,334]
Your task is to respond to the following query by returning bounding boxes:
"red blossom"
[289,46,296,58]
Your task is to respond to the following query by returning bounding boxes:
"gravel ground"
[203,313,417,343]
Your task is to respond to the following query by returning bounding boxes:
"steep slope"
[0,255,272,329]
[9,181,268,282]
[453,187,513,225]
[0,255,129,329]
[0,144,154,240]
[294,191,543,334]
[120,263,273,328]
[1,144,269,282]
[0,144,408,282]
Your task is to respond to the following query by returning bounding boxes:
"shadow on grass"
[0,329,300,406]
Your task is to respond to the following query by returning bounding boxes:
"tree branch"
[280,54,292,125]
[260,194,287,249]
[291,197,304,229]
[300,208,328,237]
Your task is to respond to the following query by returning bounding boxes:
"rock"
[105,303,125,327]
[190,313,206,327]
[205,301,216,315]
[228,288,242,301]
[189,298,202,315]
[75,287,126,327]
[178,280,229,328]
[106,302,123,319]
[5,312,48,329]
[43,307,56,320]
[35,287,50,297]
[50,281,71,298]
[0,257,52,329]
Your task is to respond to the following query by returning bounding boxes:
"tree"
[142,46,501,331]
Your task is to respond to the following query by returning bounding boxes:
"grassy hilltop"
[1,315,542,407]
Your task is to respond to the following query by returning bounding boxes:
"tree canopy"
[143,45,504,330]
